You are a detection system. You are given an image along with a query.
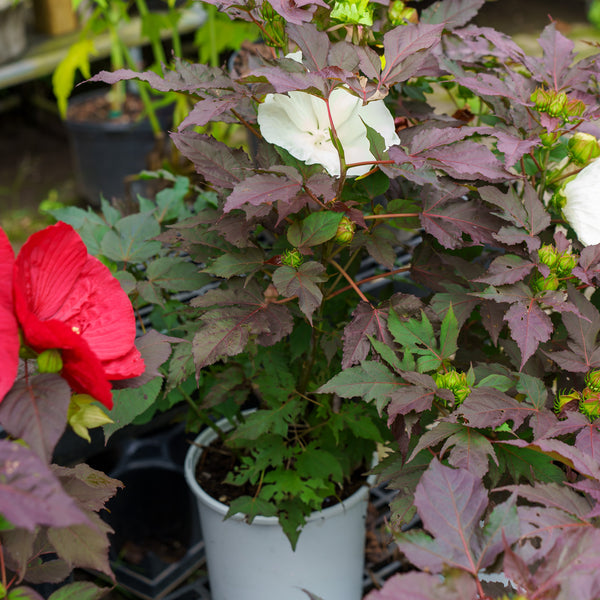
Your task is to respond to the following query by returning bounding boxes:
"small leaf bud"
[567,132,600,166]
[334,216,356,244]
[37,349,63,374]
[281,248,304,269]
[538,244,558,268]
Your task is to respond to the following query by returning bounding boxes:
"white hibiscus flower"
[257,87,400,178]
[563,157,600,246]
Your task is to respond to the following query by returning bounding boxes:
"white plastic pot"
[184,417,372,600]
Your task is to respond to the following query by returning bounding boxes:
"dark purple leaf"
[365,571,477,600]
[0,441,90,531]
[286,23,330,70]
[179,96,241,129]
[272,262,327,323]
[536,23,577,90]
[507,482,592,519]
[574,245,600,286]
[0,374,70,462]
[224,173,303,213]
[420,0,485,28]
[342,301,392,369]
[504,301,552,368]
[381,23,444,86]
[171,131,253,190]
[363,226,399,270]
[475,255,535,286]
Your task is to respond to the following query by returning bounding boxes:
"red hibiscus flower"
[10,222,144,409]
[0,229,19,403]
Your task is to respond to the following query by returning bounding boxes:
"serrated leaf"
[47,581,110,600]
[420,0,485,27]
[272,262,328,323]
[224,173,303,213]
[287,211,344,248]
[146,257,212,291]
[365,571,477,600]
[100,213,162,263]
[504,301,552,368]
[204,247,265,279]
[295,447,344,483]
[226,495,278,521]
[474,255,535,286]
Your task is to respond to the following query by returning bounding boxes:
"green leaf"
[103,377,163,439]
[48,582,110,600]
[295,447,344,483]
[287,211,344,248]
[491,443,565,485]
[225,496,278,521]
[516,372,547,410]
[147,257,212,291]
[204,247,265,279]
[7,588,43,600]
[439,305,459,362]
[100,213,162,263]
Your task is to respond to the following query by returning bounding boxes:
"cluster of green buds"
[434,369,470,407]
[554,370,600,421]
[530,87,586,121]
[330,0,374,26]
[37,348,64,374]
[281,247,304,269]
[533,244,578,291]
[334,216,356,244]
[388,0,418,25]
[567,132,600,166]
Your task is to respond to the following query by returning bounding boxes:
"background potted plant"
[86,0,600,598]
[52,0,205,205]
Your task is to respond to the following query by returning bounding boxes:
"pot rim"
[184,414,374,526]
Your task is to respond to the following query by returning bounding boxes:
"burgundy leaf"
[342,301,392,369]
[535,23,577,91]
[504,301,552,368]
[0,441,90,531]
[272,262,327,323]
[224,173,303,213]
[365,571,477,600]
[573,245,600,286]
[507,482,592,520]
[171,131,253,189]
[286,23,330,70]
[420,0,485,28]
[179,96,241,129]
[0,374,70,463]
[474,255,535,286]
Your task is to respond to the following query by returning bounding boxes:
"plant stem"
[178,385,226,441]
[363,213,419,220]
[327,258,370,304]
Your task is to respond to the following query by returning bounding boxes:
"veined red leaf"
[224,173,303,213]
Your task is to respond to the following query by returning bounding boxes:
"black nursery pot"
[92,423,205,600]
[64,91,171,206]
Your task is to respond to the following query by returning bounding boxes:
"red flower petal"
[0,228,18,403]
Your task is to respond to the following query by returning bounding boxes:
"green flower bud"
[547,92,568,117]
[452,386,471,406]
[530,88,553,112]
[556,252,577,276]
[388,0,418,24]
[331,0,374,26]
[281,248,304,269]
[580,387,600,420]
[550,188,567,211]
[540,273,560,291]
[564,98,586,119]
[538,244,558,268]
[554,388,580,413]
[37,349,63,374]
[568,132,600,166]
[586,370,600,393]
[335,216,356,244]
[540,131,560,147]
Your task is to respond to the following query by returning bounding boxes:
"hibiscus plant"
[0,222,173,599]
[84,0,600,596]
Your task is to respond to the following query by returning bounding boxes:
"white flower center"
[309,128,331,148]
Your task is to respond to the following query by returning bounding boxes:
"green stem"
[135,0,168,65]
[207,4,218,68]
[178,385,227,442]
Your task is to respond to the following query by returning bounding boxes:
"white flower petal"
[563,158,600,246]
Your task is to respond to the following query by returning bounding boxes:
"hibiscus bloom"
[257,86,400,178]
[0,229,19,403]
[563,158,600,246]
[7,222,144,409]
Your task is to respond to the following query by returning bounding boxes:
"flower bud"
[547,91,568,117]
[540,273,560,291]
[568,132,600,166]
[335,216,356,244]
[556,252,577,276]
[564,98,586,119]
[538,244,558,268]
[530,88,553,112]
[37,349,63,374]
[539,131,559,147]
[586,370,600,393]
[68,394,114,443]
[281,248,304,269]
[554,389,580,413]
[388,0,418,24]
[579,387,600,420]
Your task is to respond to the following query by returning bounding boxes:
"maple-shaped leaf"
[361,225,399,270]
[171,131,253,190]
[341,301,392,369]
[224,172,303,213]
[387,371,451,419]
[0,441,90,531]
[0,374,70,463]
[204,247,265,279]
[573,245,600,286]
[419,184,502,250]
[396,459,518,574]
[420,0,485,28]
[546,287,600,373]
[286,23,330,71]
[474,255,535,286]
[479,183,550,252]
[380,23,445,87]
[365,570,478,600]
[191,281,294,369]
[272,262,328,323]
[530,23,578,91]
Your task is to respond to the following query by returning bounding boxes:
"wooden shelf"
[0,7,206,90]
